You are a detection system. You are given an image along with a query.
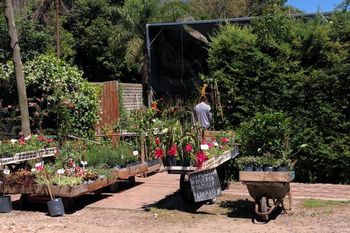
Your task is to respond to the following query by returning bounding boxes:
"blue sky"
[286,0,344,13]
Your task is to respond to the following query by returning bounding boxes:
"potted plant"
[41,168,65,217]
[0,169,12,213]
[236,156,256,171]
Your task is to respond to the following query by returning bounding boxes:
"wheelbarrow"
[240,171,294,221]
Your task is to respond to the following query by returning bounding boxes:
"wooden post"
[140,136,145,163]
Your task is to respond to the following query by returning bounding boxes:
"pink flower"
[208,142,214,148]
[154,147,164,159]
[28,102,37,108]
[185,144,193,153]
[18,137,26,145]
[195,151,208,168]
[168,144,177,157]
[35,165,44,171]
[221,137,229,143]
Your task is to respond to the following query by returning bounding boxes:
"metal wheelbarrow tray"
[239,171,295,221]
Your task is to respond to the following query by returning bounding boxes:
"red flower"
[185,144,193,153]
[168,144,177,157]
[155,137,160,145]
[38,135,46,142]
[46,138,54,143]
[151,102,158,110]
[195,151,208,168]
[154,147,164,159]
[221,137,229,143]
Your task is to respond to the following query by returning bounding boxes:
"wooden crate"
[239,171,295,182]
[115,162,148,179]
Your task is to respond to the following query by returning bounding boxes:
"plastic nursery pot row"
[243,166,288,172]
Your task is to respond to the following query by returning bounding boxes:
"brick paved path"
[88,172,350,210]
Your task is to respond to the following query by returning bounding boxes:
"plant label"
[3,169,10,175]
[200,144,209,150]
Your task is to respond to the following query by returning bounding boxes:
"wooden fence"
[95,81,144,135]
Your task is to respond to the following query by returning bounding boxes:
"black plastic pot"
[243,165,254,171]
[0,196,12,213]
[47,198,65,217]
[277,166,288,172]
[254,166,263,172]
[263,166,274,172]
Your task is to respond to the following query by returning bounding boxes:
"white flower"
[200,144,209,150]
[57,169,65,174]
[214,142,219,147]
[152,119,156,123]
[24,135,32,140]
[31,168,36,172]
[10,139,18,144]
[133,151,139,156]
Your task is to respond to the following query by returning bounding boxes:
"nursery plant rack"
[0,147,57,165]
[166,147,239,203]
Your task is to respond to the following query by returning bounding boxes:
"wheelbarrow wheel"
[260,196,268,221]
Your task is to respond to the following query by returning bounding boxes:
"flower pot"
[168,157,176,166]
[0,196,12,213]
[277,166,288,172]
[254,166,263,172]
[47,198,65,217]
[243,165,254,171]
[263,166,274,172]
[181,157,191,167]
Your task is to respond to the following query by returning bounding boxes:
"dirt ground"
[1,192,350,233]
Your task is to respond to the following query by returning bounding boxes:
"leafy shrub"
[237,112,291,158]
[207,14,350,183]
[0,55,100,138]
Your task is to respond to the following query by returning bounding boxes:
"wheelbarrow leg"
[288,190,292,210]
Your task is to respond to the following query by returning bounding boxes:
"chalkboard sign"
[189,168,222,202]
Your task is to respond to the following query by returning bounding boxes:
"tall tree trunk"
[55,0,60,59]
[4,0,31,137]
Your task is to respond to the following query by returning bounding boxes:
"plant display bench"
[239,171,294,221]
[115,162,148,183]
[167,147,239,203]
[1,162,148,209]
[142,159,162,177]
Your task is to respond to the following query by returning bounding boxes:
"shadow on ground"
[144,190,218,214]
[219,198,284,223]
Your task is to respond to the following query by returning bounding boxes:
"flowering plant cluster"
[153,133,233,168]
[0,135,57,158]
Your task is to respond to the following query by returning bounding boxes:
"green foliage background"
[206,13,350,183]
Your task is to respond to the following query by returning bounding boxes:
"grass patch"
[303,199,350,208]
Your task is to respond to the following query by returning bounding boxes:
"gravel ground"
[1,193,350,233]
